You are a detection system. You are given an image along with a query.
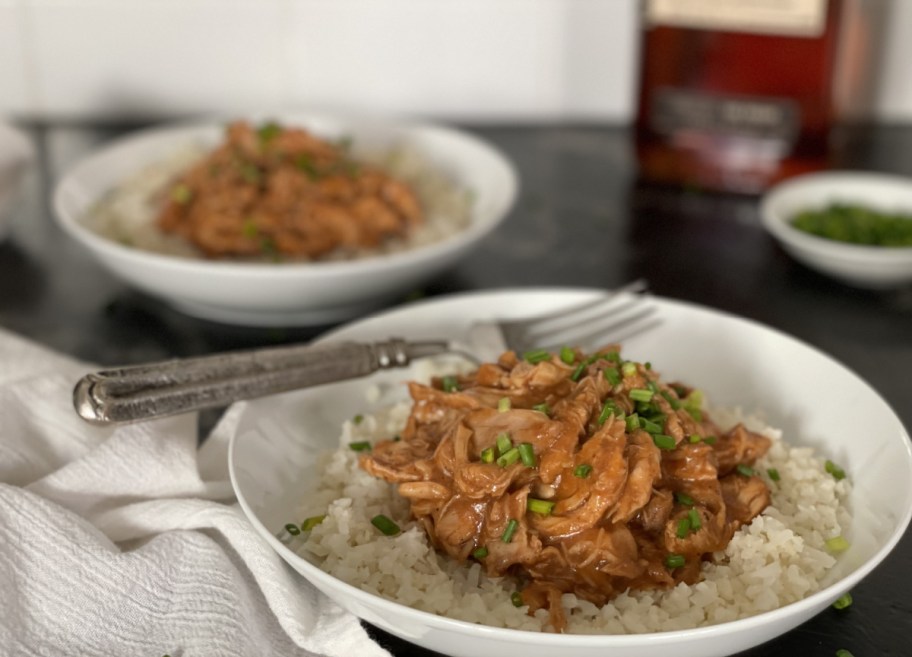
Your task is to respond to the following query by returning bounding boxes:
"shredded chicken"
[156,120,423,259]
[360,347,772,632]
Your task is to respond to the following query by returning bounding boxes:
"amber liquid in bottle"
[635,0,846,194]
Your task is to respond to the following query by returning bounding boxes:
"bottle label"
[645,0,827,37]
[651,88,800,143]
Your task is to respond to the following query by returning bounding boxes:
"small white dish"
[0,121,34,242]
[229,289,912,657]
[760,171,912,289]
[53,113,517,325]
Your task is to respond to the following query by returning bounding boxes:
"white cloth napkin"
[0,327,390,657]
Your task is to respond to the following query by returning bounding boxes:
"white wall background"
[2,0,911,124]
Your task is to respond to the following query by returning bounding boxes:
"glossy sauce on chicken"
[157,121,423,259]
[361,348,772,631]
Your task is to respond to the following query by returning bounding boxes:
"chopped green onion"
[170,184,192,204]
[518,442,536,467]
[480,447,495,463]
[675,517,691,538]
[683,394,703,420]
[240,162,262,184]
[559,346,576,365]
[501,519,519,543]
[442,375,459,392]
[603,351,621,363]
[527,498,555,515]
[472,546,489,560]
[296,153,319,179]
[832,592,853,610]
[370,514,400,536]
[532,403,551,416]
[644,361,652,370]
[660,390,681,409]
[825,460,847,481]
[687,507,702,531]
[498,397,511,412]
[597,402,618,426]
[259,236,278,258]
[625,413,640,432]
[675,491,695,506]
[301,515,325,532]
[284,523,301,536]
[683,389,703,409]
[702,436,717,445]
[511,591,524,607]
[652,434,676,450]
[338,159,359,177]
[257,121,282,144]
[736,464,755,477]
[767,468,781,481]
[639,417,663,434]
[348,441,371,452]
[688,434,702,444]
[646,381,659,393]
[790,203,912,247]
[826,536,850,553]
[570,363,587,381]
[621,361,638,377]
[496,447,521,467]
[681,389,704,422]
[629,389,654,403]
[242,218,258,238]
[496,432,512,455]
[574,463,593,478]
[352,414,364,425]
[524,349,551,364]
[636,401,658,415]
[835,650,855,657]
[603,367,621,386]
[665,554,686,569]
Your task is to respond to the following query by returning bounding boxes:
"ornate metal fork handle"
[73,339,449,426]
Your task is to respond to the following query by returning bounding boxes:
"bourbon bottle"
[634,0,864,194]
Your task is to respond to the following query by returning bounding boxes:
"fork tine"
[499,279,648,334]
[534,304,660,353]
[500,280,651,353]
[520,295,646,344]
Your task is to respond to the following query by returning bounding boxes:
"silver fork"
[73,280,657,426]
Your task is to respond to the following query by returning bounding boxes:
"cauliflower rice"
[287,397,852,634]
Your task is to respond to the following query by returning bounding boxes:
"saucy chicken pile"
[157,121,424,259]
[361,347,772,631]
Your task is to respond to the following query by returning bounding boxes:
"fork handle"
[72,339,448,426]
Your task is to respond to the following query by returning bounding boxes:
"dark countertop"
[2,122,910,656]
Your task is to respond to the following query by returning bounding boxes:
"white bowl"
[53,113,517,325]
[760,171,912,288]
[229,289,912,657]
[0,121,34,242]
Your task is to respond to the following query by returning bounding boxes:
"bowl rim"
[760,170,912,262]
[52,112,519,280]
[228,287,912,647]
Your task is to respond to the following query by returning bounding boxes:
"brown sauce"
[361,348,771,631]
[156,121,423,259]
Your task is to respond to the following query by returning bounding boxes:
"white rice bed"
[292,403,852,634]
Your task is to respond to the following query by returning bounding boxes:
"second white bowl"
[54,113,518,325]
